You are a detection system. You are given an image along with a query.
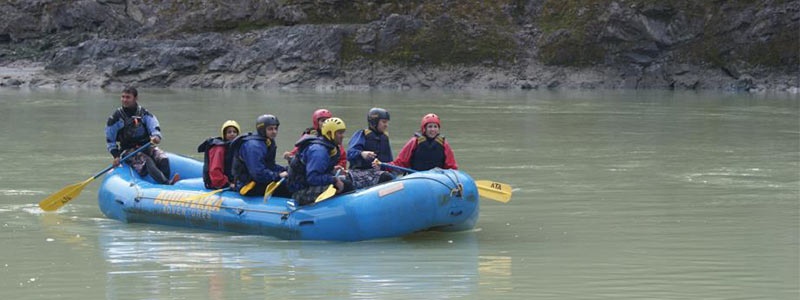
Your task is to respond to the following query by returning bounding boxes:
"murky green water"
[0,89,797,299]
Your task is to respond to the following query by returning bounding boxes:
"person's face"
[333,130,345,145]
[223,126,239,141]
[120,92,137,108]
[317,117,329,131]
[265,125,279,139]
[376,119,389,133]
[424,122,439,138]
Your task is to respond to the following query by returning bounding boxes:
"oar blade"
[39,178,93,211]
[475,180,513,203]
[314,185,337,203]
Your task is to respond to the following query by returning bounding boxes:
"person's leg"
[142,154,169,184]
[378,171,395,184]
[241,182,267,196]
[271,183,293,198]
[150,147,172,182]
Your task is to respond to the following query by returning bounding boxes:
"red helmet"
[312,109,333,130]
[420,113,441,133]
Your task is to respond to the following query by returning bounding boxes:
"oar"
[314,170,341,203]
[375,160,513,203]
[39,142,152,211]
[263,178,285,202]
[183,187,229,202]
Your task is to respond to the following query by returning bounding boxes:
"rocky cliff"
[0,0,797,91]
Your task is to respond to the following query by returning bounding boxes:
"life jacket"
[350,128,392,169]
[197,137,233,189]
[287,135,339,191]
[116,106,150,149]
[229,132,271,185]
[410,133,446,171]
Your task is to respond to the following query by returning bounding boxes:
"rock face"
[0,0,797,91]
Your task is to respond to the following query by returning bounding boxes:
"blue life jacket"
[229,133,270,185]
[350,129,392,169]
[287,135,340,192]
[197,137,233,189]
[410,133,446,171]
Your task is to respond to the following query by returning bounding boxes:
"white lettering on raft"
[152,191,223,219]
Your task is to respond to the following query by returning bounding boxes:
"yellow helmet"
[220,120,241,138]
[321,117,346,141]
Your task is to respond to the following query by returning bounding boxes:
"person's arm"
[208,146,229,188]
[346,130,366,164]
[391,137,417,168]
[305,145,335,186]
[443,140,458,170]
[143,113,162,140]
[105,113,123,158]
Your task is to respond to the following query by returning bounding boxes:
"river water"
[0,89,797,299]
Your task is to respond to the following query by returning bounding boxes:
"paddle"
[314,170,341,203]
[263,178,285,202]
[39,142,152,211]
[374,160,513,203]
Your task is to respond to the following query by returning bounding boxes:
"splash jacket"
[392,133,458,171]
[105,105,161,158]
[347,129,392,169]
[287,128,347,168]
[230,133,286,191]
[287,135,341,192]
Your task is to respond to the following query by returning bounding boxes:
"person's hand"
[333,165,345,174]
[229,183,236,189]
[112,157,121,167]
[150,136,161,144]
[334,177,344,193]
[283,151,293,161]
[360,151,376,160]
[279,171,288,178]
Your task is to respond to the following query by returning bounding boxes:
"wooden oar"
[39,142,152,211]
[314,170,341,203]
[263,178,285,202]
[375,160,512,203]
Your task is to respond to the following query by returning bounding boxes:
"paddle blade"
[183,188,226,201]
[475,180,513,203]
[39,178,93,211]
[314,185,337,203]
[263,178,284,202]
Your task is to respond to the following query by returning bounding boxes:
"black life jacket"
[229,132,270,185]
[197,137,233,189]
[410,133,447,171]
[287,135,339,192]
[116,106,150,149]
[350,128,392,169]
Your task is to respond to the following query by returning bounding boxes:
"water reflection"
[95,224,486,299]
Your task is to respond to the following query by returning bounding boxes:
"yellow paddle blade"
[183,188,226,202]
[475,180,513,203]
[263,180,281,202]
[314,185,337,203]
[39,178,94,211]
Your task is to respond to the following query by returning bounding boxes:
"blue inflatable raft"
[98,153,479,241]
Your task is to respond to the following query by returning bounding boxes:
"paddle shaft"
[378,162,417,174]
[95,142,152,179]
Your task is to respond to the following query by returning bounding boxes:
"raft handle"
[115,199,124,205]
[450,210,463,217]
[299,220,314,226]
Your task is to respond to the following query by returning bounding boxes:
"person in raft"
[346,107,395,189]
[230,114,290,197]
[386,113,458,172]
[282,108,347,172]
[287,117,353,206]
[197,120,241,189]
[105,86,178,184]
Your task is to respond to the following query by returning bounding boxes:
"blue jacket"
[288,136,340,191]
[104,105,161,157]
[347,129,392,169]
[231,133,286,188]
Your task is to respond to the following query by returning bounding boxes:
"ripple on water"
[1,189,46,196]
